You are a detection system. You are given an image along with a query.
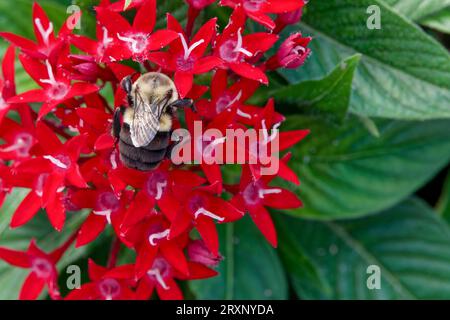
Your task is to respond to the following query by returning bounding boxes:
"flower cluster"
[0,0,310,300]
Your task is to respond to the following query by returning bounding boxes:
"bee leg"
[121,75,134,107]
[169,99,196,112]
[112,106,125,141]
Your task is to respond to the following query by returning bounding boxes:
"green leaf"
[421,7,450,34]
[274,216,331,299]
[282,114,450,219]
[268,55,360,123]
[282,0,450,120]
[276,198,450,299]
[437,171,450,223]
[382,0,450,21]
[0,189,89,299]
[189,216,288,299]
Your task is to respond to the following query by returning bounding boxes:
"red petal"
[263,188,302,209]
[8,90,47,104]
[10,191,40,228]
[279,130,310,151]
[19,272,45,300]
[36,122,63,153]
[147,30,178,51]
[66,165,88,188]
[122,191,154,229]
[195,217,219,255]
[76,213,106,248]
[135,278,155,300]
[37,102,57,120]
[170,170,206,187]
[46,193,66,231]
[147,52,174,71]
[169,210,192,239]
[160,242,189,276]
[200,163,222,193]
[41,172,65,207]
[277,160,300,185]
[65,283,97,300]
[248,205,277,247]
[95,133,115,151]
[158,191,180,222]
[156,278,183,300]
[243,33,279,54]
[88,259,108,281]
[65,83,99,100]
[65,133,87,160]
[194,56,223,74]
[174,72,193,99]
[0,247,31,268]
[229,62,268,84]
[135,242,158,278]
[190,18,217,58]
[247,12,275,30]
[104,264,135,279]
[18,54,48,86]
[0,32,39,54]
[167,13,185,34]
[132,0,156,33]
[32,2,55,44]
[211,69,228,100]
[2,46,16,95]
[184,262,218,280]
[209,197,244,222]
[96,7,131,36]
[267,0,304,13]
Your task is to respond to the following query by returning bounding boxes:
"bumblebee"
[112,72,194,171]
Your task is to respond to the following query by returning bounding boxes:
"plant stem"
[107,237,122,269]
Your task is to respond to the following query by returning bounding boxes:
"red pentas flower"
[213,7,278,84]
[149,15,222,97]
[65,260,136,300]
[135,255,217,300]
[91,1,179,62]
[8,55,99,119]
[220,0,305,30]
[0,235,77,300]
[0,2,79,61]
[0,0,312,300]
[266,33,312,70]
[196,69,260,124]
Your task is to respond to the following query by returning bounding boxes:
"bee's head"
[131,72,178,107]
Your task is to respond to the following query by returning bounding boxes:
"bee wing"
[130,93,160,148]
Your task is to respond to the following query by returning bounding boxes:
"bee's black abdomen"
[118,123,170,171]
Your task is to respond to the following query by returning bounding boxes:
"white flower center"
[39,60,69,100]
[147,268,169,290]
[43,155,69,169]
[117,32,149,54]
[93,209,112,224]
[194,207,224,222]
[179,33,205,61]
[219,29,252,63]
[0,133,33,157]
[34,18,53,46]
[148,229,170,246]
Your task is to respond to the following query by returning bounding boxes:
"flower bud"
[187,239,223,267]
[277,8,303,26]
[277,33,311,69]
